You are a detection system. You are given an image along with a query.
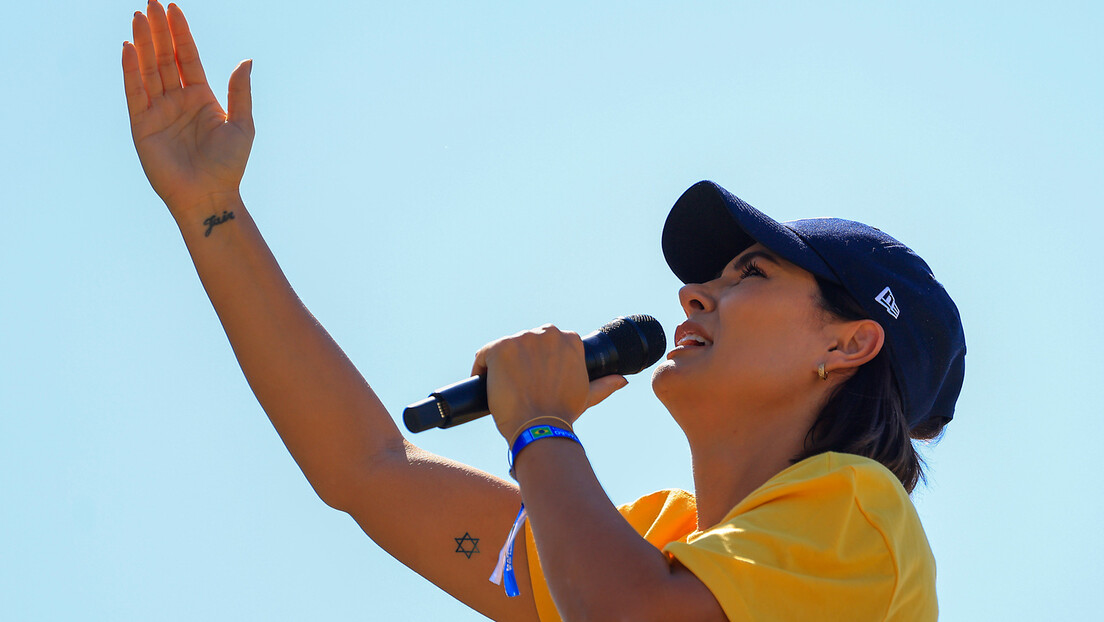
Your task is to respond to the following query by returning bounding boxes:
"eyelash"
[739,260,765,280]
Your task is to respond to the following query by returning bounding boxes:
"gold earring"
[817,363,828,380]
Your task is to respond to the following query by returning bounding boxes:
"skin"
[124,4,542,620]
[122,3,884,620]
[472,247,884,620]
[652,246,885,527]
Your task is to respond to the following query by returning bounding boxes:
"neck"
[684,406,816,530]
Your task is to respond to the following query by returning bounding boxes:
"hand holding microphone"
[403,316,666,433]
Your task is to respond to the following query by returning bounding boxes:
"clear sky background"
[3,1,1101,620]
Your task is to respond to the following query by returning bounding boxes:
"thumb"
[585,375,628,410]
[227,59,254,134]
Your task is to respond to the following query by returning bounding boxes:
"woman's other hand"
[122,1,254,218]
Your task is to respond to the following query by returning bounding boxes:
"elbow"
[555,580,698,622]
[582,605,690,622]
[559,607,662,622]
[305,470,357,513]
[552,592,651,622]
[315,482,351,513]
[306,440,408,514]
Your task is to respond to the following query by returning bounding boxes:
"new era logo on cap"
[875,287,901,319]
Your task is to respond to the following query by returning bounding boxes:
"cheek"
[718,304,821,378]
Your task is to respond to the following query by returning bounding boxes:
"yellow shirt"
[524,452,937,621]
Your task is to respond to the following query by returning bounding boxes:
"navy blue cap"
[662,180,966,429]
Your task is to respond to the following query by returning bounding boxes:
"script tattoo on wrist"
[203,211,236,237]
[454,532,480,559]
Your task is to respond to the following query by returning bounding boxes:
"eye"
[739,260,766,280]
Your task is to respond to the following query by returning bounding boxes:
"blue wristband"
[508,424,581,478]
[490,424,583,597]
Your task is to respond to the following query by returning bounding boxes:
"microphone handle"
[403,331,617,433]
[415,375,490,431]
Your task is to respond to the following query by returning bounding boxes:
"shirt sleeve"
[664,458,926,622]
[523,455,937,622]
[523,489,698,622]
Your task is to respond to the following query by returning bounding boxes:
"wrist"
[170,192,247,238]
[508,420,581,480]
[506,415,575,447]
[168,191,245,223]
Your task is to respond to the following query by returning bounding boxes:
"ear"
[823,319,885,376]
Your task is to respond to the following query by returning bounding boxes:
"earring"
[817,363,828,380]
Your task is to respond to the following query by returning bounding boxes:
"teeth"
[677,334,710,347]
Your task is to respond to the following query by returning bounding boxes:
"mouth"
[676,334,710,347]
[669,322,712,357]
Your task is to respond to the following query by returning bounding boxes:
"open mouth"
[672,322,713,353]
[676,334,710,347]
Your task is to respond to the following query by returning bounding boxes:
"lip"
[668,320,712,359]
[674,321,711,345]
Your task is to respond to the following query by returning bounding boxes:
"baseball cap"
[661,180,966,429]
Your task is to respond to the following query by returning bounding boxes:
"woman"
[122,3,965,621]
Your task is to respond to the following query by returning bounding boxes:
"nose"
[678,281,715,315]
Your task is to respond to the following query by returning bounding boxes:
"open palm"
[123,1,254,214]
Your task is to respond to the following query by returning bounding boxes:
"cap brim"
[662,181,835,284]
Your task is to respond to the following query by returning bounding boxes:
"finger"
[166,3,208,87]
[227,59,254,133]
[132,10,163,98]
[584,375,628,409]
[147,0,181,91]
[122,41,149,118]
[470,343,492,378]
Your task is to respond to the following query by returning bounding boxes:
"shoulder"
[619,488,697,516]
[665,453,938,621]
[764,453,931,555]
[729,452,935,581]
[729,452,918,524]
[617,489,699,550]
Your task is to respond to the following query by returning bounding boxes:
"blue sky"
[3,1,1101,620]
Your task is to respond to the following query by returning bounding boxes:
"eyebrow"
[716,250,782,278]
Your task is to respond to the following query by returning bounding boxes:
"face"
[652,243,833,428]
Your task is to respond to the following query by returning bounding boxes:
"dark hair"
[794,276,946,493]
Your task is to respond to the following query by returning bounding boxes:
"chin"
[650,360,682,405]
[649,362,699,435]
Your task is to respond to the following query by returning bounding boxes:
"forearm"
[515,440,677,621]
[174,193,402,506]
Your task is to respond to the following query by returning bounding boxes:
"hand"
[471,325,628,441]
[122,1,254,217]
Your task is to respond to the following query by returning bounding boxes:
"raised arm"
[122,3,537,619]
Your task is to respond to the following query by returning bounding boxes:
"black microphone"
[403,315,667,433]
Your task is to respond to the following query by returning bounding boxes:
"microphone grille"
[600,315,667,375]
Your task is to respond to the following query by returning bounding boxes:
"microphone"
[403,315,667,433]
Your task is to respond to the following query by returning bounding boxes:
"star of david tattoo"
[454,532,480,559]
